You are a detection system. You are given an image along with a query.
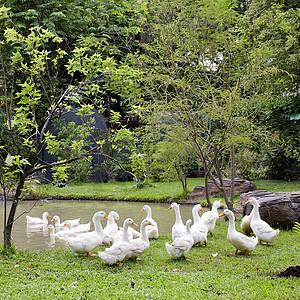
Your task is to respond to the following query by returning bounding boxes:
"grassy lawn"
[0,222,299,299]
[36,179,205,202]
[1,179,299,298]
[36,178,300,203]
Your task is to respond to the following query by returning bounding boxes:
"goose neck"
[146,208,152,219]
[174,206,183,224]
[93,216,104,234]
[122,223,130,243]
[140,224,148,241]
[192,209,201,223]
[227,215,235,232]
[251,202,261,220]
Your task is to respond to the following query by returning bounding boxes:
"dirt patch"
[278,266,300,278]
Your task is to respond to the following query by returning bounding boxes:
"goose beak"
[245,200,250,205]
[219,212,225,217]
[114,219,118,223]
[201,208,205,213]
[141,208,144,212]
[168,206,172,210]
[48,214,51,218]
[132,222,138,227]
[104,216,110,221]
[149,222,154,226]
[51,218,55,222]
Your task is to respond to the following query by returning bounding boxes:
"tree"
[0,7,139,249]
[127,0,266,210]
[240,0,300,179]
[149,139,199,192]
[4,0,144,57]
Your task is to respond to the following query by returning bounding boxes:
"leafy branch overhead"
[0,5,142,249]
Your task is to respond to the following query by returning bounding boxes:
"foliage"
[224,148,269,181]
[3,0,145,59]
[0,6,141,248]
[0,242,16,256]
[54,119,94,183]
[127,0,274,210]
[240,0,300,179]
[150,139,199,191]
[293,222,300,247]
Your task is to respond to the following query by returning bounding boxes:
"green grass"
[36,178,300,203]
[0,222,299,299]
[255,179,300,193]
[37,178,206,202]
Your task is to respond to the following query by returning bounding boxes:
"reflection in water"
[26,224,49,237]
[1,199,216,250]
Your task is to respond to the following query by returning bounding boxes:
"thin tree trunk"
[176,165,186,191]
[230,144,235,206]
[209,155,234,212]
[204,168,212,209]
[3,174,25,249]
[3,182,7,242]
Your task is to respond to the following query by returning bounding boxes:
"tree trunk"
[209,154,234,212]
[204,169,212,209]
[3,174,25,249]
[230,144,235,206]
[184,172,187,191]
[176,165,186,191]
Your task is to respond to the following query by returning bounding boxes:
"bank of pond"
[12,198,293,267]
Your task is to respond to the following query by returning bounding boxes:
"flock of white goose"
[26,197,280,265]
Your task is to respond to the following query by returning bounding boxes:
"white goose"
[48,224,69,240]
[126,219,154,260]
[246,197,280,244]
[113,222,140,244]
[26,212,51,226]
[168,202,186,240]
[219,209,258,255]
[103,211,119,245]
[141,205,159,239]
[64,221,91,234]
[47,224,56,246]
[51,215,66,231]
[48,222,90,241]
[104,211,119,237]
[65,211,109,256]
[166,219,194,259]
[190,204,208,246]
[241,208,254,235]
[201,200,221,236]
[51,215,80,230]
[98,218,138,265]
[62,217,80,228]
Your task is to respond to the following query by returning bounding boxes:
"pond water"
[1,199,211,250]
